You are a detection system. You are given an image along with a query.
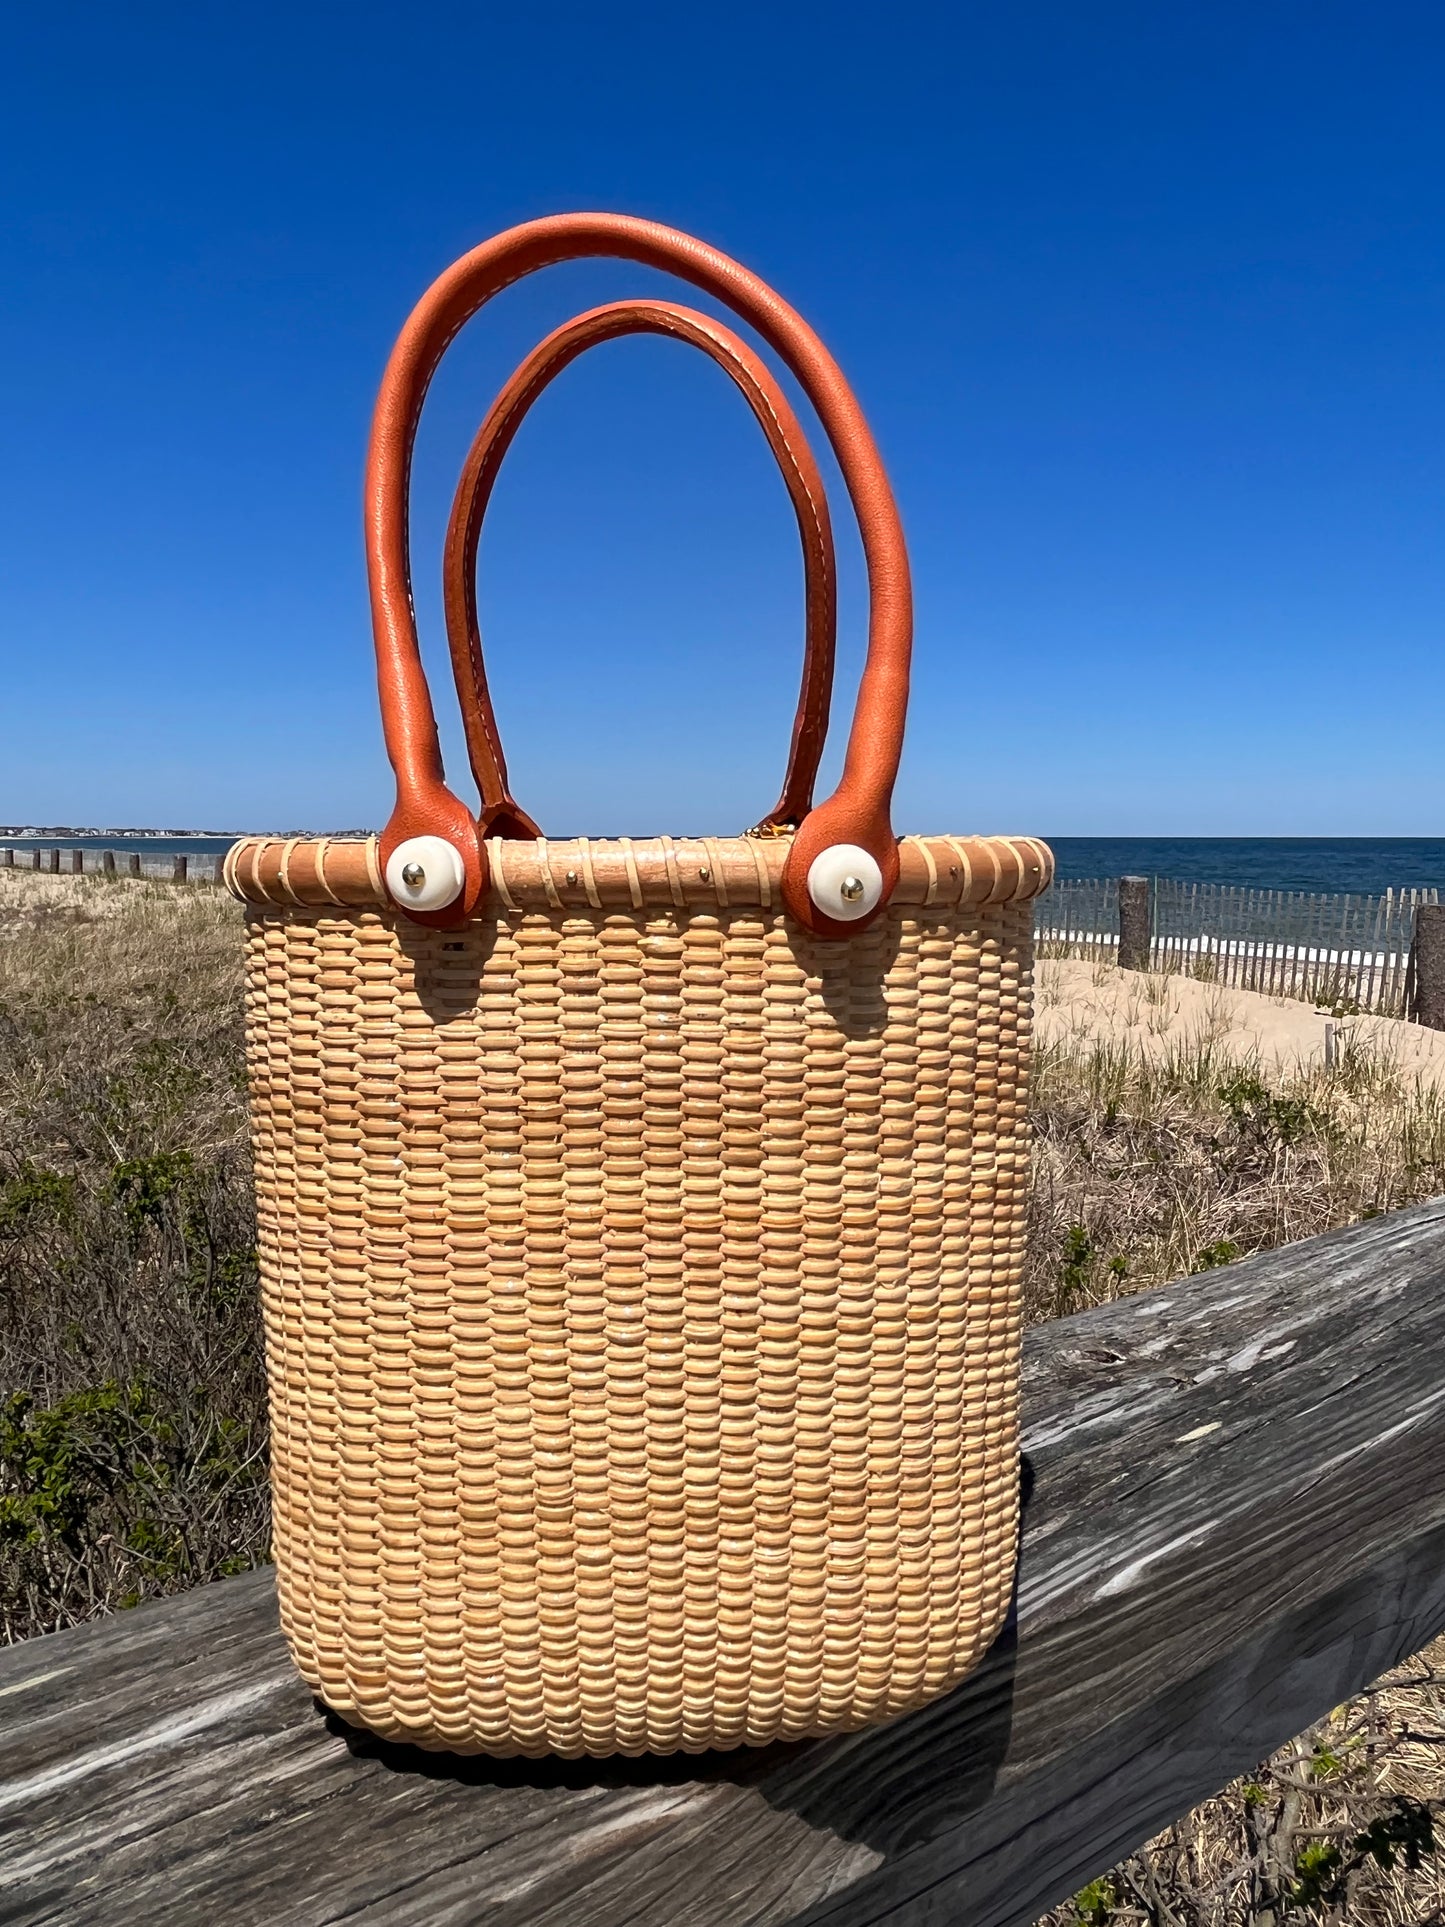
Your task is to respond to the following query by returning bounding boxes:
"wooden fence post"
[213,853,227,886]
[71,849,84,874]
[47,848,60,875]
[128,854,141,878]
[102,851,116,877]
[1118,875,1152,971]
[1,848,11,868]
[1409,903,1445,1031]
[173,855,189,884]
[31,849,41,870]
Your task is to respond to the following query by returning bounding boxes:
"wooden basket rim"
[224,832,1054,914]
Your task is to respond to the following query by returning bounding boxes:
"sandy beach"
[1036,956,1445,1088]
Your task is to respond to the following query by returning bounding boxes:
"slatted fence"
[0,847,224,883]
[1035,877,1441,1015]
[1033,876,1121,964]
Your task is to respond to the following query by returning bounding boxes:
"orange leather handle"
[368,213,911,934]
[442,300,836,843]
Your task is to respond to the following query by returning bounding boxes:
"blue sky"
[3,3,1442,836]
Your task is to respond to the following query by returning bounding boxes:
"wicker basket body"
[229,830,1049,1757]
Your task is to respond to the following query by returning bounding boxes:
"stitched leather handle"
[442,300,836,843]
[368,212,911,934]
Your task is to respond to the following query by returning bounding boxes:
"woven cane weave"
[229,832,1050,1758]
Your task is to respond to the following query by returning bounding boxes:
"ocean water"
[4,833,1444,897]
[1045,839,1445,895]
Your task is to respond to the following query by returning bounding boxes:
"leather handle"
[368,212,911,934]
[442,300,836,843]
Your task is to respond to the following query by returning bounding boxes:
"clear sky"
[3,3,1442,837]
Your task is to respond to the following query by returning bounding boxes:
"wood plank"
[5,1200,1445,1926]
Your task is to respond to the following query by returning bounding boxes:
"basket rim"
[224,831,1054,914]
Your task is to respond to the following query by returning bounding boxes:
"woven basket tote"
[226,214,1054,1760]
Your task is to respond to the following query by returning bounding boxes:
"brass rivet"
[949,866,959,880]
[401,862,425,887]
[698,866,710,881]
[840,875,865,902]
[565,869,578,886]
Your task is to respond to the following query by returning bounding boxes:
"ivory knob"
[384,836,465,912]
[806,844,883,922]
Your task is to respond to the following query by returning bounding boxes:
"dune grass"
[0,874,261,1639]
[1025,994,1445,1325]
[2,874,1444,1920]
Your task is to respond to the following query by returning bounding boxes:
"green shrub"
[0,880,266,1637]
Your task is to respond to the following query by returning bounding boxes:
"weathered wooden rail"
[5,1199,1445,1925]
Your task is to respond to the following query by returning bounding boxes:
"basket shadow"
[394,911,907,1040]
[397,924,491,1025]
[322,1456,1031,1862]
[808,915,904,1037]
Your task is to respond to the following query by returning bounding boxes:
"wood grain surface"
[5,1197,1445,1927]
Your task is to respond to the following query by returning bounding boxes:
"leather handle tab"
[442,300,836,842]
[368,213,911,934]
